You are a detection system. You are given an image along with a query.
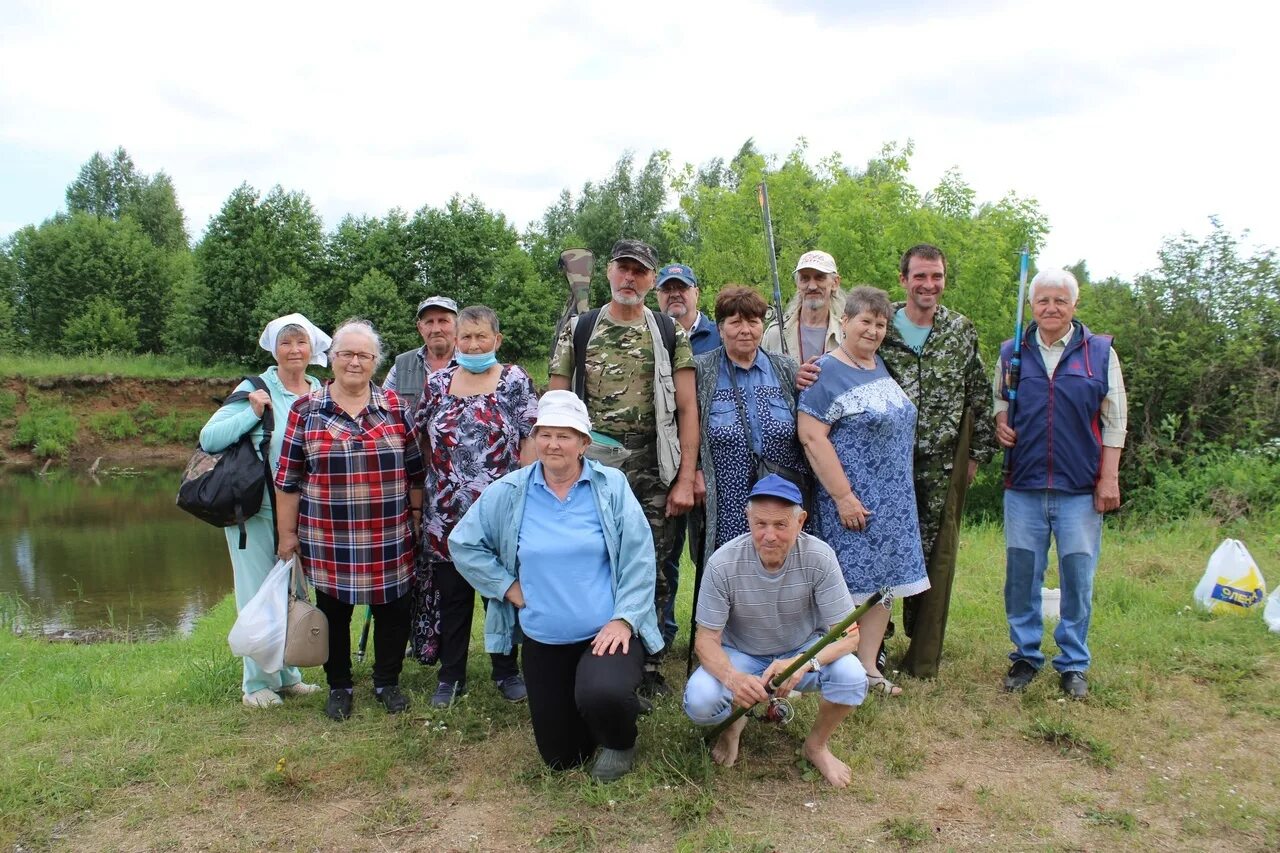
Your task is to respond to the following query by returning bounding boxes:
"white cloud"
[1,0,1276,280]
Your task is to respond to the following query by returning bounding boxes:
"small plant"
[0,388,17,423]
[1085,807,1138,831]
[88,410,141,441]
[881,815,932,847]
[1028,717,1116,769]
[12,399,78,457]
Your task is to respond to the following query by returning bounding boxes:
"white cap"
[258,313,333,367]
[535,390,592,438]
[794,250,838,275]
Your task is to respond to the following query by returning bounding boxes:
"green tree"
[336,269,416,356]
[0,243,19,352]
[321,209,418,327]
[162,257,209,364]
[65,148,188,251]
[250,276,319,338]
[62,295,139,353]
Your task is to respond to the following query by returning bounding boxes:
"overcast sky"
[1,0,1276,281]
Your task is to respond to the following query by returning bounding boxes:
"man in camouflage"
[549,239,699,697]
[880,244,996,679]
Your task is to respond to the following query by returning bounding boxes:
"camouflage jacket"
[880,303,997,469]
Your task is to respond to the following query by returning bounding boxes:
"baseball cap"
[748,473,804,506]
[609,239,659,271]
[657,263,698,289]
[794,250,838,275]
[535,390,592,438]
[416,295,458,317]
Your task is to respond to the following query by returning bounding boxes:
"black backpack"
[176,376,275,549]
[571,307,677,403]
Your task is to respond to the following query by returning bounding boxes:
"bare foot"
[711,716,748,767]
[803,738,851,788]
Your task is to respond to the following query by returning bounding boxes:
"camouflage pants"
[616,433,679,663]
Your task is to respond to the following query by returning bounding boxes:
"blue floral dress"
[798,353,928,602]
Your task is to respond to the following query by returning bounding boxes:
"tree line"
[0,142,1276,501]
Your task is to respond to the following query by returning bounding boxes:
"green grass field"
[0,353,246,380]
[2,517,1277,851]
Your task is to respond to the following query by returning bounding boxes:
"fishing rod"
[1002,246,1030,477]
[756,182,788,356]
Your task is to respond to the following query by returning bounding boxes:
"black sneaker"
[431,680,466,708]
[325,688,353,721]
[1002,660,1038,693]
[1059,671,1088,700]
[375,685,410,715]
[638,669,671,699]
[494,675,528,702]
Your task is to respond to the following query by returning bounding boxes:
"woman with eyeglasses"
[275,318,426,721]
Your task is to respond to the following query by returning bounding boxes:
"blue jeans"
[1003,489,1103,673]
[683,634,867,725]
[660,517,685,645]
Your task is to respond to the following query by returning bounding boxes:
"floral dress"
[797,354,929,603]
[407,364,538,663]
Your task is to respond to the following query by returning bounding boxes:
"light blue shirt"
[715,348,781,449]
[516,464,614,644]
[893,308,932,354]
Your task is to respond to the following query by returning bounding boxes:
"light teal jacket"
[198,367,322,518]
[448,458,663,656]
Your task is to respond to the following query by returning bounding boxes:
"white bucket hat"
[535,390,592,437]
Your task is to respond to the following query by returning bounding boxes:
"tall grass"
[0,353,244,379]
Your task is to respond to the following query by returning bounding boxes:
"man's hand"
[726,669,771,709]
[505,580,526,609]
[836,493,873,531]
[1094,477,1121,513]
[693,469,707,506]
[996,422,1017,448]
[591,619,632,656]
[666,478,695,516]
[795,357,822,391]
[761,656,806,698]
[248,389,271,418]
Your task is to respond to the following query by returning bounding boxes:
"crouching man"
[683,474,867,787]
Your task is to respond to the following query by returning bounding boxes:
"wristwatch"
[808,658,822,673]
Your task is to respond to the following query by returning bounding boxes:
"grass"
[1,518,1278,850]
[0,353,244,380]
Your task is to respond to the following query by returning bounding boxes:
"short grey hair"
[457,304,500,333]
[1029,268,1080,305]
[747,496,805,518]
[330,318,385,370]
[842,285,893,320]
[276,322,308,340]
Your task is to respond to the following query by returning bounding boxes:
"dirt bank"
[1,374,243,469]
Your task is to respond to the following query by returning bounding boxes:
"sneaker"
[590,746,637,783]
[1002,660,1038,693]
[494,675,528,702]
[431,680,466,708]
[277,681,322,697]
[325,688,353,721]
[375,685,411,715]
[242,688,283,709]
[1059,671,1088,700]
[638,669,671,699]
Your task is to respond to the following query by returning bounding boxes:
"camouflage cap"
[657,263,698,289]
[609,239,659,271]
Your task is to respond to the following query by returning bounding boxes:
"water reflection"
[0,469,232,636]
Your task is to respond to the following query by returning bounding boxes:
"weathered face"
[720,312,764,363]
[747,497,806,570]
[534,425,591,472]
[274,330,311,370]
[796,268,839,311]
[657,280,698,320]
[900,256,947,314]
[456,318,501,355]
[416,308,457,353]
[840,309,888,359]
[607,259,656,307]
[331,330,378,386]
[1031,284,1077,342]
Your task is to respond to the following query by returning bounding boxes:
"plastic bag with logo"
[227,558,291,672]
[1192,539,1267,616]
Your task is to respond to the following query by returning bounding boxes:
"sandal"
[866,675,902,697]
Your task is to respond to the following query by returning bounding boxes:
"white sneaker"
[277,681,322,697]
[242,688,284,708]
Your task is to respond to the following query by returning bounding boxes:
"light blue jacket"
[448,458,663,656]
[198,367,322,518]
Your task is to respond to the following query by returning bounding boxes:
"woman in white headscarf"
[199,313,331,708]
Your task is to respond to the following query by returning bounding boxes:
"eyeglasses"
[334,351,376,364]
[658,281,693,291]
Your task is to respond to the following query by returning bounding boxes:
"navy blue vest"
[1000,322,1112,494]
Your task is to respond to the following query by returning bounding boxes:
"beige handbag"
[284,557,329,667]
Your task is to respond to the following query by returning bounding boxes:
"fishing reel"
[749,697,795,725]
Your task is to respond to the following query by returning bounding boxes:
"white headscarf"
[258,313,333,367]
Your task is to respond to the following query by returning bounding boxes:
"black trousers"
[436,560,519,684]
[315,589,410,690]
[521,635,645,770]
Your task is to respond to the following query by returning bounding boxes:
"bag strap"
[241,375,280,551]
[724,358,763,457]
[289,555,309,601]
[572,307,603,403]
[653,310,677,361]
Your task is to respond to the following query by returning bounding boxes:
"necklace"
[838,340,876,370]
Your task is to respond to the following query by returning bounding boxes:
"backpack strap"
[241,374,279,551]
[571,307,603,403]
[653,310,677,361]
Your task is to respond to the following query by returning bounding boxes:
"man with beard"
[761,250,845,361]
[383,295,458,409]
[654,263,721,650]
[549,240,700,698]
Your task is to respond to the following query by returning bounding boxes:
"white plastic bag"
[1193,539,1267,616]
[228,557,291,672]
[1265,587,1280,633]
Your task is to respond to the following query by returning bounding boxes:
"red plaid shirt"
[276,382,425,604]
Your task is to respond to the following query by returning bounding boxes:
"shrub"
[62,295,140,354]
[1125,443,1280,522]
[13,399,78,457]
[88,410,141,441]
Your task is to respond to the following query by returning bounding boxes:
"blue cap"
[656,263,698,288]
[748,474,803,506]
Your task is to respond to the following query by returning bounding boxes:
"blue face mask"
[456,350,499,374]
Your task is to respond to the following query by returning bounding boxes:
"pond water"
[0,468,233,637]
